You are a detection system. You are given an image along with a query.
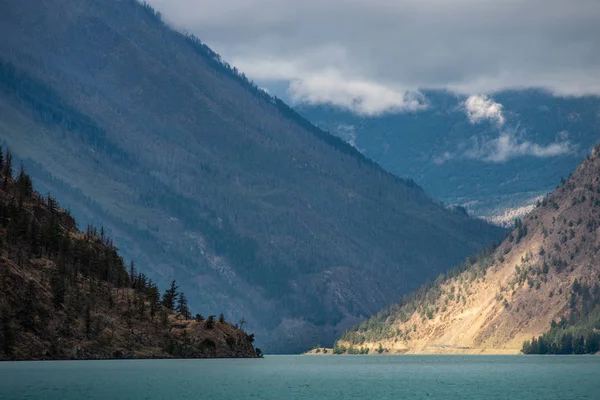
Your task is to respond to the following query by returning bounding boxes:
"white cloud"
[429,96,573,163]
[466,132,573,163]
[148,0,600,113]
[288,71,424,115]
[435,133,573,164]
[233,57,425,115]
[334,124,358,148]
[558,130,569,141]
[432,151,453,165]
[464,95,505,126]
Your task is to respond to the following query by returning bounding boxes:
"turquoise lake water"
[1,355,599,399]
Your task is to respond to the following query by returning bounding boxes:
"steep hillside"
[0,150,260,360]
[0,0,503,352]
[298,91,600,220]
[335,145,600,354]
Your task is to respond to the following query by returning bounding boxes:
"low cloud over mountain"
[433,95,575,163]
[149,0,600,114]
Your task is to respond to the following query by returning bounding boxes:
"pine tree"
[3,149,12,178]
[22,280,39,330]
[46,194,57,215]
[136,273,148,292]
[205,315,215,329]
[137,293,146,320]
[0,301,15,357]
[573,335,586,354]
[129,261,136,288]
[560,333,574,354]
[43,213,63,256]
[16,162,33,201]
[148,284,160,318]
[176,293,191,320]
[219,313,225,323]
[161,280,178,310]
[50,273,66,309]
[85,304,92,339]
[585,333,600,354]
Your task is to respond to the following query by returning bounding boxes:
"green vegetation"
[522,280,600,355]
[332,344,370,355]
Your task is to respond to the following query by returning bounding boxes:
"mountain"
[297,91,600,221]
[0,151,259,360]
[0,0,503,352]
[333,144,600,354]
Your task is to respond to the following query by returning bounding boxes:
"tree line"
[522,279,600,355]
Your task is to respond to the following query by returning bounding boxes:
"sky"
[147,0,600,116]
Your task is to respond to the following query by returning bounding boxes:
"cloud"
[435,99,573,163]
[148,0,600,113]
[233,56,425,115]
[288,71,425,115]
[435,133,573,164]
[463,95,505,125]
[432,152,453,165]
[465,132,573,163]
[334,124,358,148]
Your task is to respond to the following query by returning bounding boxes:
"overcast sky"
[148,0,600,115]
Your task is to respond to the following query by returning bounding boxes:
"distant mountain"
[0,152,259,360]
[297,91,600,220]
[334,144,600,354]
[0,0,503,353]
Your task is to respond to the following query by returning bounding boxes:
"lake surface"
[1,355,599,399]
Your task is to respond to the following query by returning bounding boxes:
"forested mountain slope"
[0,0,503,352]
[0,150,259,360]
[298,92,600,221]
[335,145,600,354]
